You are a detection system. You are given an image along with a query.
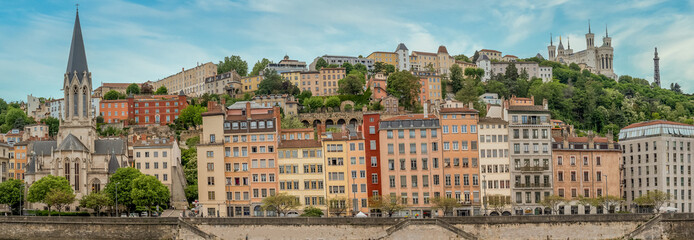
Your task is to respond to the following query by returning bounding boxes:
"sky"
[1,0,693,102]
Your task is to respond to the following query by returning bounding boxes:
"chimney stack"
[542,99,548,110]
[220,97,226,107]
[423,102,428,118]
[607,130,614,149]
[468,101,474,109]
[562,129,569,149]
[246,102,252,119]
[587,131,595,149]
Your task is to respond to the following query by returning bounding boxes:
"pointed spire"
[567,36,570,49]
[66,8,89,85]
[654,47,659,59]
[550,33,553,46]
[558,35,564,50]
[605,24,609,37]
[588,19,591,34]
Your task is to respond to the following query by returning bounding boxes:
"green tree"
[0,179,25,214]
[431,197,461,216]
[464,67,485,81]
[325,96,341,110]
[250,58,272,76]
[177,105,207,129]
[449,64,464,93]
[104,168,143,213]
[79,192,111,216]
[300,206,324,217]
[217,55,248,76]
[261,192,300,217]
[486,194,509,215]
[314,58,328,71]
[297,90,312,103]
[368,195,406,217]
[27,175,72,213]
[126,83,140,95]
[281,115,306,129]
[302,96,324,112]
[353,63,368,75]
[154,86,168,95]
[341,62,353,74]
[338,74,364,95]
[386,71,422,111]
[540,195,565,214]
[256,69,299,96]
[130,174,170,215]
[40,116,60,137]
[103,90,126,100]
[44,188,75,214]
[454,54,471,62]
[634,190,671,213]
[3,107,33,131]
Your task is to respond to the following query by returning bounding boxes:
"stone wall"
[1,214,694,240]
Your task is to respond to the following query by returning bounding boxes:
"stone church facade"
[25,9,128,210]
[547,23,617,79]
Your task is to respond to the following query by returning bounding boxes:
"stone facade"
[547,24,617,79]
[309,55,374,71]
[151,62,217,97]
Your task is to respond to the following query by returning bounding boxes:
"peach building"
[552,127,621,215]
[12,142,28,181]
[409,46,455,74]
[197,100,280,217]
[318,67,345,97]
[100,99,128,124]
[277,139,326,214]
[368,73,388,100]
[240,75,264,93]
[299,71,320,95]
[412,71,442,103]
[322,129,368,216]
[379,114,442,218]
[440,106,482,216]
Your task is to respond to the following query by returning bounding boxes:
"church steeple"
[66,8,90,86]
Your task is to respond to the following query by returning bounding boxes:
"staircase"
[170,165,188,210]
[177,218,218,240]
[380,219,477,240]
[621,214,662,240]
[436,219,478,240]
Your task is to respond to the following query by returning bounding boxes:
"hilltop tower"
[547,34,556,61]
[654,47,660,87]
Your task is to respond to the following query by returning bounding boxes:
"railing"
[516,166,550,171]
[514,183,551,188]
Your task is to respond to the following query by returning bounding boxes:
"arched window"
[74,162,80,191]
[82,87,88,117]
[91,178,101,193]
[64,161,70,185]
[73,86,79,116]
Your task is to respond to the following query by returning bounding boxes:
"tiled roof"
[279,140,322,149]
[503,55,518,58]
[622,120,693,130]
[437,46,449,54]
[383,114,438,121]
[480,49,501,53]
[553,136,609,143]
[507,105,548,112]
[412,51,437,56]
[440,107,478,113]
[57,134,89,152]
[479,117,508,124]
[94,138,126,155]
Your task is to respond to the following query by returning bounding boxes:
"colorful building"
[366,51,398,67]
[368,73,388,100]
[241,75,264,93]
[412,71,442,103]
[277,139,326,214]
[322,129,368,216]
[363,113,382,203]
[12,142,27,181]
[318,68,345,97]
[100,99,129,124]
[409,46,455,75]
[281,71,302,87]
[99,94,188,125]
[132,137,187,208]
[478,117,512,216]
[440,106,482,216]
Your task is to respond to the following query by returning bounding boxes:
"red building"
[362,113,382,208]
[100,94,187,126]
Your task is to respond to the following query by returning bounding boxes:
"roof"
[622,120,693,130]
[395,43,408,52]
[57,134,89,152]
[101,83,139,88]
[107,153,120,174]
[227,101,265,110]
[412,51,437,56]
[503,55,518,58]
[279,140,322,149]
[440,107,478,113]
[26,155,36,174]
[507,105,549,112]
[32,140,57,156]
[479,117,508,124]
[480,55,490,61]
[94,138,126,155]
[66,10,89,85]
[383,114,438,121]
[553,136,609,143]
[480,49,501,53]
[323,131,363,141]
[437,46,449,54]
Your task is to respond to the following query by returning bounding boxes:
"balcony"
[514,183,551,189]
[516,165,550,172]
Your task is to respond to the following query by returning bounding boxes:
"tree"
[256,69,299,96]
[154,86,168,95]
[431,197,461,216]
[250,58,272,76]
[27,175,72,214]
[130,174,170,215]
[449,64,464,93]
[670,83,682,93]
[464,68,485,81]
[634,190,671,213]
[302,97,324,112]
[325,96,341,110]
[328,197,351,217]
[386,71,421,111]
[341,62,353,74]
[177,105,206,129]
[2,107,33,132]
[338,74,364,95]
[471,51,480,63]
[79,192,111,216]
[281,115,306,129]
[261,193,300,217]
[218,55,248,76]
[126,84,140,95]
[540,195,565,214]
[454,54,471,62]
[353,63,368,75]
[300,206,323,217]
[44,188,75,214]
[368,195,406,217]
[104,168,144,213]
[40,116,59,137]
[0,179,24,214]
[314,58,328,71]
[486,194,509,215]
[141,83,154,94]
[297,90,312,103]
[103,90,126,100]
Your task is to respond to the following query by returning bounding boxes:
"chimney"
[220,97,226,106]
[246,102,252,119]
[207,100,216,109]
[468,101,474,109]
[542,99,548,110]
[587,132,595,149]
[607,130,615,149]
[562,130,569,149]
[423,102,428,118]
[273,106,281,129]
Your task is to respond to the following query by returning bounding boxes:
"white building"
[395,43,410,71]
[478,117,512,215]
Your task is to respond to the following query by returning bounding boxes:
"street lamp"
[19,183,24,216]
[603,174,608,213]
[482,175,487,216]
[115,182,120,217]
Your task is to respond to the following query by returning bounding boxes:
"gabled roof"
[437,46,449,54]
[58,134,89,152]
[66,10,89,85]
[107,153,120,174]
[32,140,57,156]
[94,139,126,155]
[395,43,408,52]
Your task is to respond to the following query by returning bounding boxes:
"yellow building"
[241,75,264,93]
[322,130,368,216]
[409,46,455,75]
[278,140,327,214]
[151,62,217,97]
[281,71,302,87]
[367,52,398,67]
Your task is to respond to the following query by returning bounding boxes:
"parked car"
[140,212,149,217]
[129,213,138,217]
[120,213,128,217]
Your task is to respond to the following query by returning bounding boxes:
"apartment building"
[368,73,388,100]
[318,68,345,97]
[240,75,264,93]
[309,55,374,71]
[409,46,455,75]
[412,71,442,103]
[322,130,368,216]
[363,113,382,203]
[478,117,512,216]
[132,137,185,203]
[552,128,622,214]
[12,142,28,181]
[100,99,128,124]
[99,94,188,125]
[478,49,503,61]
[366,52,398,67]
[281,71,302,87]
[266,55,307,73]
[251,94,299,116]
[277,139,326,213]
[440,107,482,216]
[23,124,50,140]
[379,114,442,218]
[197,101,280,217]
[0,143,10,182]
[504,96,553,215]
[152,62,217,97]
[619,120,694,213]
[204,71,242,95]
[299,71,320,95]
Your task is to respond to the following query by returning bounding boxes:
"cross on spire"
[76,3,79,12]
[588,19,591,34]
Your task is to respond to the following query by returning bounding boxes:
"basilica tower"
[654,47,660,87]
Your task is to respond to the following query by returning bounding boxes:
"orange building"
[13,142,28,181]
[440,106,482,216]
[412,71,442,103]
[322,129,368,215]
[368,73,388,100]
[100,99,128,124]
[552,128,622,214]
[379,114,442,218]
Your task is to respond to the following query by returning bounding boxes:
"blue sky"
[1,0,692,102]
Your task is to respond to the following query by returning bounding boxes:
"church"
[547,23,617,80]
[25,9,128,210]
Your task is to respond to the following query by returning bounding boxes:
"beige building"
[277,140,326,214]
[366,51,398,67]
[484,61,553,83]
[478,117,512,216]
[547,25,616,79]
[132,137,187,208]
[251,94,300,116]
[23,124,50,140]
[93,83,143,98]
[152,62,217,97]
[240,75,264,93]
[281,71,302,87]
[478,49,503,61]
[0,143,10,182]
[204,71,242,95]
[409,46,455,75]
